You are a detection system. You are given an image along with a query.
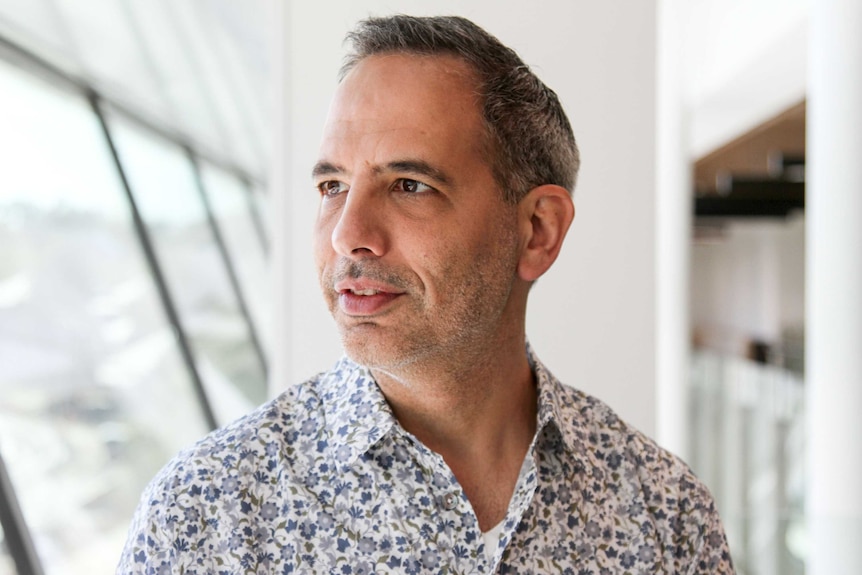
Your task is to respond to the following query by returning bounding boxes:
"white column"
[655,0,691,457]
[806,0,862,572]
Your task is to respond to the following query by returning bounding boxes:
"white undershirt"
[482,520,505,561]
[481,438,539,561]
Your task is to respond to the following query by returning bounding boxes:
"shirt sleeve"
[685,496,737,575]
[116,476,179,575]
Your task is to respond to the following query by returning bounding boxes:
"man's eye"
[394,179,432,194]
[317,180,348,196]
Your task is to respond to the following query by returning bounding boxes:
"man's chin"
[339,327,390,367]
[339,330,423,374]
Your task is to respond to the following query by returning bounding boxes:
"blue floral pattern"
[118,349,734,574]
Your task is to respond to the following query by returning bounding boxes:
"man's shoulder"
[117,367,354,573]
[141,367,344,500]
[546,378,732,567]
[546,376,712,500]
[552,380,708,497]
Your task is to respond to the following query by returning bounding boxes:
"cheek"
[419,238,478,297]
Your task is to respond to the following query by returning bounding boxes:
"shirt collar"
[320,345,588,473]
[528,342,581,456]
[318,356,396,474]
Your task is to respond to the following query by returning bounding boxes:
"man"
[119,15,734,574]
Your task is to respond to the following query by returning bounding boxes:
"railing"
[689,352,806,575]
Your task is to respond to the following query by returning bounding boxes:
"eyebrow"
[381,159,453,187]
[311,158,453,187]
[311,161,343,178]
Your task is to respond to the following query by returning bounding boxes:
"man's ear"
[517,185,575,282]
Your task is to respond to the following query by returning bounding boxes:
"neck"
[371,330,537,530]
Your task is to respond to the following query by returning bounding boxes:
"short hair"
[341,15,579,204]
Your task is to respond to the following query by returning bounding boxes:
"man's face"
[313,53,525,376]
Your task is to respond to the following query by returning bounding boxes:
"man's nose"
[330,186,388,257]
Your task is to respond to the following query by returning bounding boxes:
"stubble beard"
[323,223,522,388]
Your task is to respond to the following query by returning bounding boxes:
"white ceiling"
[0,0,271,178]
[682,0,808,158]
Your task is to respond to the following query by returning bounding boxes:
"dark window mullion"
[89,92,219,431]
[0,452,43,575]
[188,152,269,376]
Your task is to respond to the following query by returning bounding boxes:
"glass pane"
[123,0,224,152]
[167,0,255,171]
[107,113,266,423]
[196,0,270,173]
[0,0,78,74]
[200,164,271,356]
[0,59,210,575]
[51,0,169,118]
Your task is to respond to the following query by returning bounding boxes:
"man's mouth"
[332,278,406,317]
[348,289,382,296]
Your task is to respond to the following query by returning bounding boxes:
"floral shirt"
[118,349,734,574]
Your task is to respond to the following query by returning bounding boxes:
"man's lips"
[334,280,405,316]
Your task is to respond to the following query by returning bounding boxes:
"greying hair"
[340,15,579,204]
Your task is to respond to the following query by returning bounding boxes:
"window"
[200,163,271,355]
[107,113,267,424]
[0,58,212,575]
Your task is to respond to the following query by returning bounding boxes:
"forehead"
[318,53,489,173]
[335,52,481,118]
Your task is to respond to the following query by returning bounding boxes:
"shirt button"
[442,492,458,510]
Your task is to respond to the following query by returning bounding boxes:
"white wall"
[274,0,660,436]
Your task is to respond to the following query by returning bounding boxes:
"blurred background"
[0,1,858,574]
